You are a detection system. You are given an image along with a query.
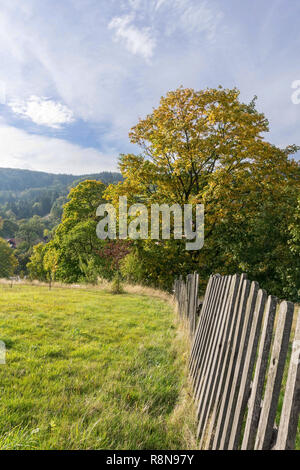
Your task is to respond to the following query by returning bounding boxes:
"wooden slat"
[184,278,189,322]
[199,274,241,449]
[219,281,259,449]
[196,276,234,441]
[192,277,224,393]
[189,275,214,370]
[228,288,267,449]
[241,295,277,450]
[187,274,193,322]
[187,274,194,334]
[190,277,222,385]
[191,273,199,336]
[212,278,251,449]
[203,273,245,449]
[275,308,300,450]
[204,274,246,449]
[194,277,230,410]
[188,273,198,337]
[255,301,294,450]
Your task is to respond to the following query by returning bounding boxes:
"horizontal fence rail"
[174,273,300,450]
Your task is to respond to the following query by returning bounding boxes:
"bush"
[120,251,145,284]
[110,271,124,294]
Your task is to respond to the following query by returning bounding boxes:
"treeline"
[0,170,122,277]
[0,168,123,192]
[2,87,300,302]
[0,168,122,220]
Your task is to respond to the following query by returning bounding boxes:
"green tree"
[28,180,108,283]
[0,238,18,278]
[0,219,19,238]
[278,197,300,302]
[79,255,99,285]
[43,244,59,289]
[17,216,45,245]
[27,243,48,282]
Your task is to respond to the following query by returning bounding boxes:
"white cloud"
[0,124,117,174]
[180,1,222,40]
[108,15,156,61]
[155,0,222,40]
[8,95,75,129]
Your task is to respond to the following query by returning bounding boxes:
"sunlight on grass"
[0,284,196,450]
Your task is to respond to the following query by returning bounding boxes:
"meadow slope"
[0,284,196,450]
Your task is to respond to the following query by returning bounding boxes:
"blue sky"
[0,0,299,174]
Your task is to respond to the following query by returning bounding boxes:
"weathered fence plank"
[189,275,214,371]
[199,274,241,449]
[204,274,246,449]
[254,301,294,450]
[212,278,251,449]
[190,277,222,388]
[275,308,300,450]
[228,288,267,449]
[196,275,235,442]
[193,277,229,402]
[241,295,277,450]
[188,273,199,337]
[174,273,299,451]
[218,280,259,449]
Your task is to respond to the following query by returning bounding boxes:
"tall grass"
[0,284,196,450]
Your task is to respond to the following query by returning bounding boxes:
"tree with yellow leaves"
[105,87,300,297]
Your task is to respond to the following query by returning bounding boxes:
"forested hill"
[0,168,122,191]
[0,167,122,221]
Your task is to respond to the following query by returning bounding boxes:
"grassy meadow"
[0,284,196,450]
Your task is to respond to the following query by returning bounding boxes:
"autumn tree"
[105,87,300,294]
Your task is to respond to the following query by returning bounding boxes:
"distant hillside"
[0,168,123,192]
[0,168,123,221]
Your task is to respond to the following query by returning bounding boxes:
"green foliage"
[17,216,45,245]
[27,243,48,281]
[50,196,68,220]
[28,180,114,284]
[0,219,18,238]
[120,250,145,284]
[0,238,18,278]
[111,270,124,294]
[43,244,59,286]
[78,255,99,285]
[279,197,300,301]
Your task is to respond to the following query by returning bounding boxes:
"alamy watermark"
[96,197,204,251]
[291,80,300,104]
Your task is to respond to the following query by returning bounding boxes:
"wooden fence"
[174,273,300,450]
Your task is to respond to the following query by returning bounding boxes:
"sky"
[0,0,299,175]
